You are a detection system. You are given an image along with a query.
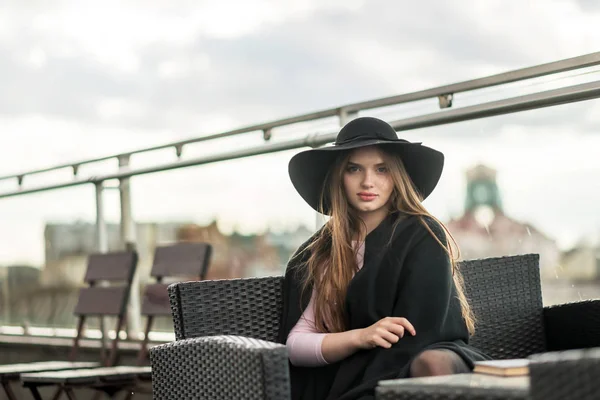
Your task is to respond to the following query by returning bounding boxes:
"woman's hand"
[355,317,416,349]
[321,317,416,363]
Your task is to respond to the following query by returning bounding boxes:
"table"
[0,361,98,400]
[21,366,152,400]
[376,373,529,400]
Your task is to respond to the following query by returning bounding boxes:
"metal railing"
[2,51,600,338]
[1,51,600,196]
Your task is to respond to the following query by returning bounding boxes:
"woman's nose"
[361,171,375,187]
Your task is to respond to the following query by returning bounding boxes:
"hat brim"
[288,140,444,215]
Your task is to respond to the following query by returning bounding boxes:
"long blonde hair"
[301,145,475,335]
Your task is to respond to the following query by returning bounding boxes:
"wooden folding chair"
[0,250,138,400]
[136,242,212,365]
[21,242,212,400]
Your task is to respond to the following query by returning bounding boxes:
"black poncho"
[277,213,490,400]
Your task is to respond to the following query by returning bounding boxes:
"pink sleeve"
[286,288,329,367]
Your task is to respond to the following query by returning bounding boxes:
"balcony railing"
[2,51,600,339]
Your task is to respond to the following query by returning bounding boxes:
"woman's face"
[342,146,394,216]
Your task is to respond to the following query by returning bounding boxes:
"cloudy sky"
[1,0,600,265]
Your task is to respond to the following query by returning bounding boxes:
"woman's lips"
[358,193,377,201]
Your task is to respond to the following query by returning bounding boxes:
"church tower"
[464,164,503,214]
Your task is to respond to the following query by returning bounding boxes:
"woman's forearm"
[321,329,363,363]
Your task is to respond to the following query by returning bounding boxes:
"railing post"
[118,155,141,339]
[95,182,109,353]
[338,108,358,126]
[95,182,108,253]
[1,267,9,325]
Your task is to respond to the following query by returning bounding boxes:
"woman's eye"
[347,166,359,172]
[377,167,388,173]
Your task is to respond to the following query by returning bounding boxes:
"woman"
[278,117,490,400]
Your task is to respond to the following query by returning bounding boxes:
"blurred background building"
[447,164,600,305]
[447,164,561,280]
[3,161,598,332]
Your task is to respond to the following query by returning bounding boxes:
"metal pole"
[2,267,9,325]
[43,80,600,182]
[389,79,600,131]
[95,182,108,253]
[95,182,109,352]
[2,52,599,185]
[118,156,136,251]
[338,108,358,126]
[1,79,600,200]
[118,156,141,339]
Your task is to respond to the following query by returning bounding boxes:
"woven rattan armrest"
[150,335,290,400]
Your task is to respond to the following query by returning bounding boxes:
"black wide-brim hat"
[288,117,444,215]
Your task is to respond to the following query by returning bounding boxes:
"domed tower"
[464,164,503,215]
[447,163,560,282]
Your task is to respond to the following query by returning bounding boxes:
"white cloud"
[157,54,212,79]
[27,47,48,69]
[96,97,148,121]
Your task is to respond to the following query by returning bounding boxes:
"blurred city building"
[560,242,600,282]
[447,164,599,288]
[41,220,312,287]
[447,164,561,280]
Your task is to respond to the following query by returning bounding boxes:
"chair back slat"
[84,251,138,282]
[141,243,212,318]
[141,283,172,316]
[150,243,212,279]
[169,277,283,342]
[136,243,213,364]
[460,253,546,359]
[68,250,138,365]
[74,287,130,316]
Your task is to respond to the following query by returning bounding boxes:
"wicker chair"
[149,254,600,400]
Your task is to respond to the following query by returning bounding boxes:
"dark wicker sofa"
[149,254,600,400]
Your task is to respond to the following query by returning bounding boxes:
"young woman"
[278,117,490,400]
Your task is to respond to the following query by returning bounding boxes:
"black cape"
[277,213,491,400]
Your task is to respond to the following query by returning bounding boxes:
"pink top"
[286,241,365,367]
